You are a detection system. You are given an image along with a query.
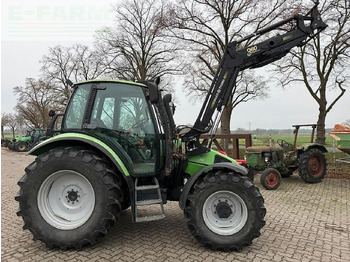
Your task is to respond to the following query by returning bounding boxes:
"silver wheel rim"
[37,170,95,230]
[18,144,26,151]
[202,190,248,235]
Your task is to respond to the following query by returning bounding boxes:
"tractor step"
[136,199,162,206]
[134,177,165,223]
[135,184,159,190]
[135,214,165,223]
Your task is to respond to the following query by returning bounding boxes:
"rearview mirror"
[147,82,159,104]
[48,110,56,117]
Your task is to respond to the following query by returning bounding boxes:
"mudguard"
[179,162,248,210]
[298,143,328,153]
[28,133,130,176]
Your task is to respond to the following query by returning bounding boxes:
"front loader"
[16,2,326,251]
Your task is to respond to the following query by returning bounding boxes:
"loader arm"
[181,2,327,156]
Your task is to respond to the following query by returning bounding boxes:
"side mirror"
[148,82,159,104]
[48,110,56,118]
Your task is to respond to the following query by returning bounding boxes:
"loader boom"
[181,2,327,155]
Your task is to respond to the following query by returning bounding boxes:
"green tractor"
[15,3,326,250]
[8,129,46,152]
[245,124,327,190]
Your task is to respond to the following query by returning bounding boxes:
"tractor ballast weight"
[16,3,326,251]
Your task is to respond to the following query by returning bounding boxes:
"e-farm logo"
[4,1,112,40]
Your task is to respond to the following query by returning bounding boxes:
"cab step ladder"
[134,177,165,222]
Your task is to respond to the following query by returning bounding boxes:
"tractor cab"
[62,80,165,177]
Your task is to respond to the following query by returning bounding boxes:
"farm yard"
[1,1,349,260]
[2,147,350,262]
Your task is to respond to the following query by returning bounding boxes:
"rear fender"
[297,143,328,156]
[179,162,248,210]
[28,133,135,215]
[29,133,131,176]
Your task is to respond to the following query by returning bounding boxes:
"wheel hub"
[216,202,232,218]
[310,157,320,171]
[67,189,80,203]
[308,156,323,177]
[266,173,278,186]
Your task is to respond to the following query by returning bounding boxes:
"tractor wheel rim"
[266,173,278,187]
[18,144,26,150]
[202,190,248,235]
[37,170,95,230]
[308,156,323,178]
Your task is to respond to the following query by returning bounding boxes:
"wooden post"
[200,134,252,159]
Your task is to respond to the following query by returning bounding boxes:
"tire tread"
[185,170,266,251]
[15,147,124,250]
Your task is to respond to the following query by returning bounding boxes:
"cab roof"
[76,79,146,87]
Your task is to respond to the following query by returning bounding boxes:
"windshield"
[90,83,155,136]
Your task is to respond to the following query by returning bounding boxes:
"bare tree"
[275,0,349,144]
[40,45,75,105]
[1,113,11,139]
[3,113,20,139]
[13,78,59,129]
[40,44,108,107]
[343,119,350,127]
[95,0,181,90]
[167,0,290,150]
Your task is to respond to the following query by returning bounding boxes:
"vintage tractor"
[15,3,326,251]
[245,124,327,190]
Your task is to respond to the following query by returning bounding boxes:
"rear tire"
[298,148,326,183]
[15,147,123,249]
[184,170,266,251]
[8,142,15,150]
[16,141,28,152]
[260,168,281,190]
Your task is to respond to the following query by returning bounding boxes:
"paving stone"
[1,149,349,261]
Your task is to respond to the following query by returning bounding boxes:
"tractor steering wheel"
[276,139,291,148]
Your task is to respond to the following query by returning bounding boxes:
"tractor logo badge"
[247,45,258,56]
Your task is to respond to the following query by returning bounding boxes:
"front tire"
[260,168,281,190]
[15,147,123,249]
[298,148,326,183]
[184,170,266,251]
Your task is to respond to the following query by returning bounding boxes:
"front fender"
[179,162,248,210]
[28,133,130,176]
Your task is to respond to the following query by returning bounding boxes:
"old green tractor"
[245,124,327,190]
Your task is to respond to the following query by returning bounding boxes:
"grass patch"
[251,134,334,147]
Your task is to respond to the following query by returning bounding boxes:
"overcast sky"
[1,0,349,130]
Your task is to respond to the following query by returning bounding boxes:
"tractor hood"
[246,146,281,153]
